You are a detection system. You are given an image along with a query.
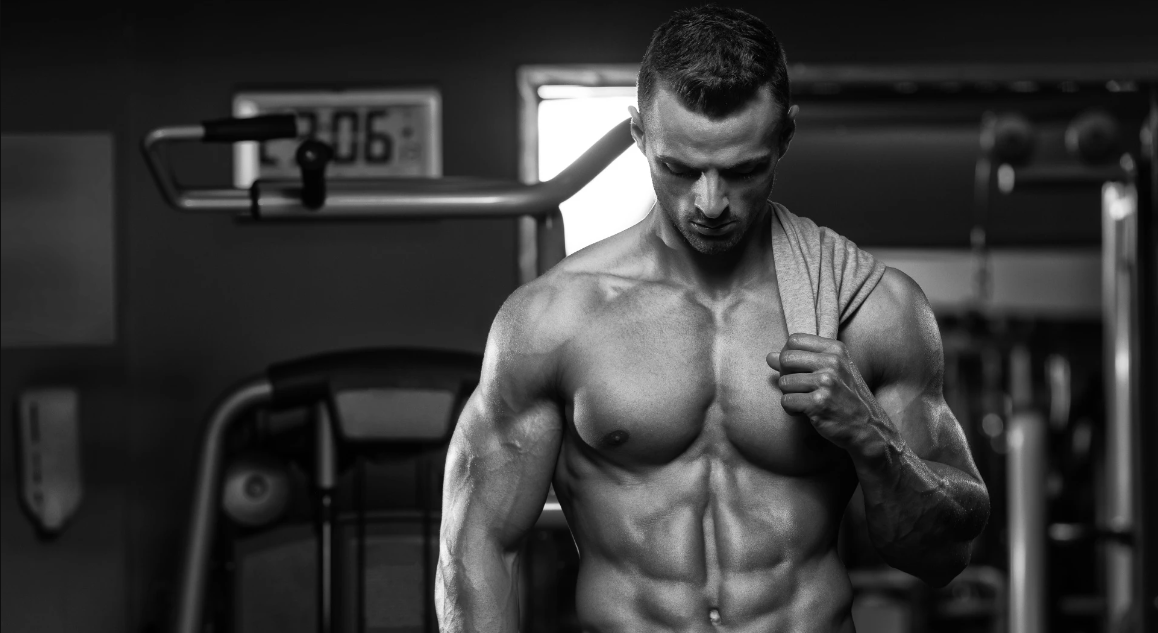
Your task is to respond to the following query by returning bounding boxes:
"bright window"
[536,86,655,255]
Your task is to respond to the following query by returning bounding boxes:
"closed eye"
[661,161,697,179]
[722,161,769,181]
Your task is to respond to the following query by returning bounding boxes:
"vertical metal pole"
[316,403,337,633]
[172,380,272,633]
[1102,182,1138,633]
[1007,344,1046,633]
[516,66,542,289]
[517,216,539,286]
[1136,89,1157,633]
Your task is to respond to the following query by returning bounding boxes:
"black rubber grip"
[201,114,298,143]
[296,140,334,210]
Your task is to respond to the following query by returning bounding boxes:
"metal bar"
[1102,182,1139,633]
[355,458,366,633]
[142,125,253,212]
[142,119,633,219]
[142,126,201,210]
[517,65,546,287]
[172,378,273,633]
[1001,164,1133,192]
[517,64,640,91]
[254,119,633,219]
[245,180,574,219]
[1137,84,1157,633]
[1007,344,1046,633]
[515,63,1158,90]
[535,498,568,530]
[315,402,337,633]
[517,216,538,285]
[789,63,1158,87]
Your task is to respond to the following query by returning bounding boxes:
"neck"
[644,203,777,296]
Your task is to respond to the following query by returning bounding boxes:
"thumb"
[766,351,782,371]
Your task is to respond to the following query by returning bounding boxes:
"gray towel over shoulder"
[770,203,887,339]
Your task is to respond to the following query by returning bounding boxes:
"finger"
[783,333,845,355]
[778,372,834,393]
[781,392,820,416]
[777,350,838,374]
[766,351,781,372]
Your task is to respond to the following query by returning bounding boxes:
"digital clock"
[232,88,441,188]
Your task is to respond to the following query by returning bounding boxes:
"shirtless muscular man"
[437,5,990,632]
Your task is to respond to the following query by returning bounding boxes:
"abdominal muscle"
[554,446,857,633]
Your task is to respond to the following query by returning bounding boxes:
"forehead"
[645,85,782,164]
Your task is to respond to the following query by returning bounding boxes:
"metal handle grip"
[142,118,634,219]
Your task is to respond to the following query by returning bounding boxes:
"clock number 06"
[259,109,395,166]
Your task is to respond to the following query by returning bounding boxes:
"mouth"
[691,221,735,236]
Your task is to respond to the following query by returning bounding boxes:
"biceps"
[876,385,978,477]
[441,393,563,550]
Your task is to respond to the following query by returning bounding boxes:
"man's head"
[631,4,797,256]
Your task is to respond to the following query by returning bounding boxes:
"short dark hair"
[637,4,790,121]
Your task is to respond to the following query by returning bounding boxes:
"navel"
[600,430,630,448]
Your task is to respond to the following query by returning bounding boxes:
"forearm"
[436,534,521,633]
[851,416,990,586]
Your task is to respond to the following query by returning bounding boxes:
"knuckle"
[817,373,836,388]
[812,389,829,405]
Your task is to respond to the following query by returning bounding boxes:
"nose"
[694,171,728,219]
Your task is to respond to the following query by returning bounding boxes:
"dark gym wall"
[2,1,1155,631]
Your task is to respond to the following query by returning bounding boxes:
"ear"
[628,105,647,154]
[778,104,799,158]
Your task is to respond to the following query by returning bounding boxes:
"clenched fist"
[766,333,881,451]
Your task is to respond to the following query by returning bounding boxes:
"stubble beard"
[659,199,757,257]
[660,173,776,257]
[677,219,745,256]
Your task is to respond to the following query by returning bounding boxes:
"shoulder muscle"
[842,267,942,393]
[479,272,592,407]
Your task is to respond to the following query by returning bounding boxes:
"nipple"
[709,608,722,625]
[600,430,629,448]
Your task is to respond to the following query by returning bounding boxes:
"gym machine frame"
[975,103,1151,633]
[143,113,633,284]
[144,116,633,633]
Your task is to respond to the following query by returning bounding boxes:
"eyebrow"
[656,154,773,171]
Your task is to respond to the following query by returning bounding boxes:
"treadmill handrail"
[142,119,634,218]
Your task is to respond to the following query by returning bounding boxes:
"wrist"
[848,413,903,466]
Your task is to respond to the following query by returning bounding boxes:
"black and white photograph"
[2,2,1156,632]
